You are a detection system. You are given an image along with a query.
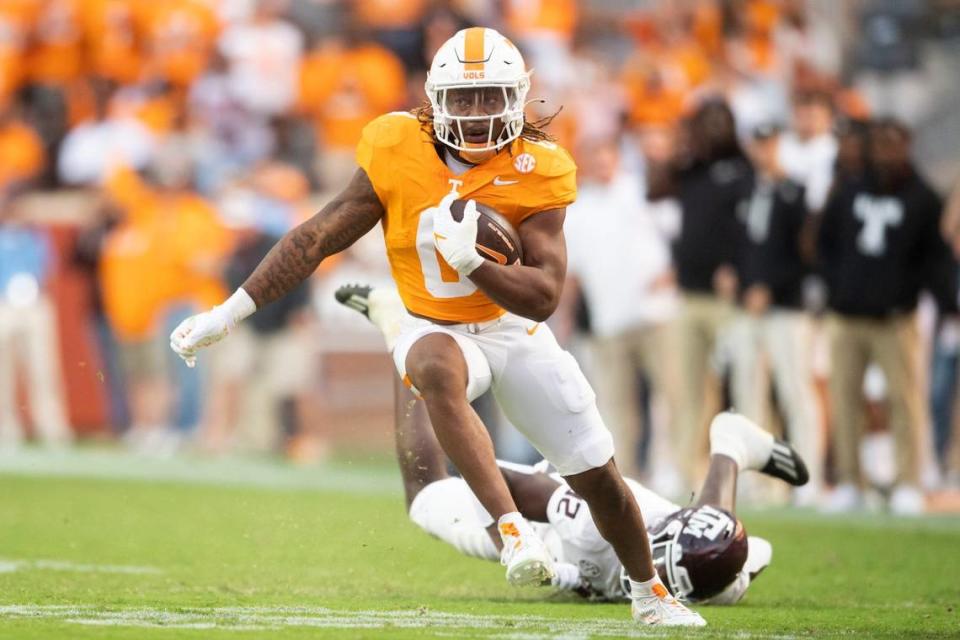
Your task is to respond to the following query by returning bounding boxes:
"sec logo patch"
[513,153,536,174]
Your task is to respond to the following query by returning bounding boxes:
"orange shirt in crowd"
[0,118,44,191]
[101,166,231,341]
[353,0,427,30]
[298,42,406,150]
[622,39,708,127]
[140,0,219,88]
[740,0,781,74]
[624,78,686,127]
[26,0,84,85]
[83,0,143,85]
[0,0,36,105]
[504,0,578,42]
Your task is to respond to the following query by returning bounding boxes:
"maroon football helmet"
[621,505,749,602]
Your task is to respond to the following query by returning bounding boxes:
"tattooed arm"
[243,168,385,308]
[170,168,384,366]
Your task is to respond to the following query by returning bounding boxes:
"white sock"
[368,287,406,351]
[629,574,668,599]
[497,511,528,544]
[709,412,774,471]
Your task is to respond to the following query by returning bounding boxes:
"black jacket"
[671,156,753,294]
[817,170,958,318]
[737,178,808,309]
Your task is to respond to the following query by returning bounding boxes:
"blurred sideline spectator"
[563,137,680,483]
[818,119,957,515]
[777,90,837,213]
[0,217,73,449]
[202,162,322,459]
[100,148,231,453]
[729,124,822,505]
[647,100,752,486]
[0,102,71,448]
[73,205,130,433]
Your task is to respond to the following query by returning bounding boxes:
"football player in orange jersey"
[171,28,704,626]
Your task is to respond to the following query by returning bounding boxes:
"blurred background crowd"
[2,0,960,515]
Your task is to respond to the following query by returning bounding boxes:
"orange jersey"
[357,112,576,323]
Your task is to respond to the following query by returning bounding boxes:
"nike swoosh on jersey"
[493,177,519,186]
[526,323,540,336]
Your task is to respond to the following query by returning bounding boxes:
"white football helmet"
[425,27,531,161]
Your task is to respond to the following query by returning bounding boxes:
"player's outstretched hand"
[433,192,484,275]
[169,310,230,368]
[169,288,257,367]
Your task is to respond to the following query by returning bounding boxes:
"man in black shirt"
[818,119,958,514]
[648,100,752,484]
[729,124,823,505]
[199,191,315,456]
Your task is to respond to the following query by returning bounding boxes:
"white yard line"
[0,558,162,575]
[0,604,797,639]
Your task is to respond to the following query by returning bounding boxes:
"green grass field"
[1,449,959,639]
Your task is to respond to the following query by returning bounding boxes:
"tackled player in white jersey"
[337,283,811,604]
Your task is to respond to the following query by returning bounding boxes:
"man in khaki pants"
[565,139,679,481]
[730,125,822,506]
[818,120,957,515]
[647,101,751,485]
[826,315,925,507]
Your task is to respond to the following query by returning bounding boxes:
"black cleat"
[334,284,373,319]
[760,439,809,487]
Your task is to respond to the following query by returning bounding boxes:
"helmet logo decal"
[681,505,732,541]
[514,153,536,174]
[463,27,486,71]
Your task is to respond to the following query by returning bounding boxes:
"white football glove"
[169,288,256,367]
[432,192,484,276]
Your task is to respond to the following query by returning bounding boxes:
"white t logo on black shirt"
[853,194,903,256]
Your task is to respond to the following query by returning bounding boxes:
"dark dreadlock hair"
[413,102,561,147]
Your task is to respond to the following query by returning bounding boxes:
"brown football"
[449,199,523,265]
